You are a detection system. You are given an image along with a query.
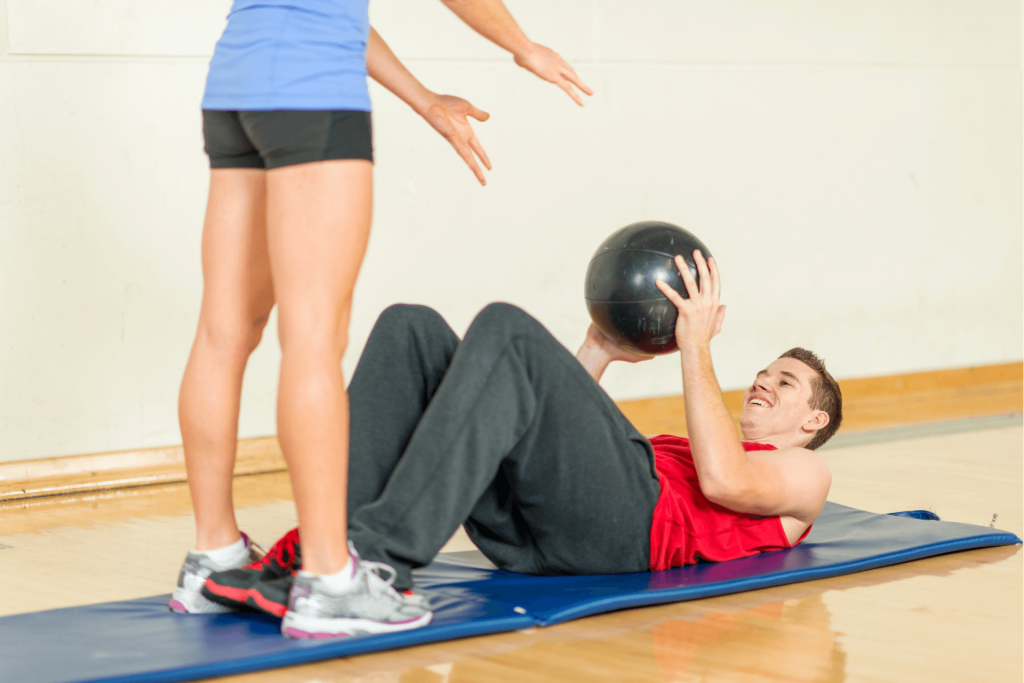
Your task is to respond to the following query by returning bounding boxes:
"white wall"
[0,1,1020,462]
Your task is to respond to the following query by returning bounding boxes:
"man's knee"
[374,304,448,339]
[466,303,556,354]
[470,302,544,337]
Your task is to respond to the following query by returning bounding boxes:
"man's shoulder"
[753,446,832,482]
[758,447,832,521]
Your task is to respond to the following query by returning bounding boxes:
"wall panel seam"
[3,53,1019,73]
[2,53,213,63]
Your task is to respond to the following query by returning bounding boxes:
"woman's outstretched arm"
[366,27,492,184]
[440,0,593,105]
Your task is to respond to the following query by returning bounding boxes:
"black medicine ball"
[584,220,712,356]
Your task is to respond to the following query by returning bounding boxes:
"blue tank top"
[202,0,371,111]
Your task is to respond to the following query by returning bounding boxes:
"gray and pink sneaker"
[281,544,432,639]
[169,533,263,614]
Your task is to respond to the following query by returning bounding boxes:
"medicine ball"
[584,220,712,355]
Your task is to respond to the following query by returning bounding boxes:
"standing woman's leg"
[265,159,373,576]
[179,169,275,551]
[170,116,277,613]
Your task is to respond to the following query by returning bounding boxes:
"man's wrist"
[576,343,610,382]
[579,340,610,363]
[678,338,711,360]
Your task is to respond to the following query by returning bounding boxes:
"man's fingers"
[469,105,490,122]
[656,279,686,308]
[692,250,711,298]
[715,305,727,335]
[708,256,721,302]
[675,255,700,300]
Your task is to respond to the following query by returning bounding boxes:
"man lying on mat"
[203,251,842,619]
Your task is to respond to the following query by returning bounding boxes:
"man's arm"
[675,333,830,520]
[655,253,830,524]
[439,0,593,105]
[366,28,492,185]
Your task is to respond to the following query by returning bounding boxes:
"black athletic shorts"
[202,110,373,169]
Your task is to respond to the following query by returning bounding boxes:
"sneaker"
[202,527,301,617]
[169,532,263,614]
[281,544,433,639]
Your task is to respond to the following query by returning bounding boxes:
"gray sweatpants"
[346,303,661,590]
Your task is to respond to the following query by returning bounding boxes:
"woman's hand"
[437,1,593,106]
[420,94,493,185]
[655,251,727,353]
[513,42,593,106]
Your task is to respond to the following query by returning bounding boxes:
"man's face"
[739,357,823,445]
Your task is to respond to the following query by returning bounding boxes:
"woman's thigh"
[197,169,274,346]
[265,159,373,354]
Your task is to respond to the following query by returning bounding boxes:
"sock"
[302,558,356,594]
[195,536,248,569]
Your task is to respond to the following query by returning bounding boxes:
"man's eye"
[780,381,789,386]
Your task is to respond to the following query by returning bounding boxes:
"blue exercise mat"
[3,502,1019,683]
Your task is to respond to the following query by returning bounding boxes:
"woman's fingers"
[469,104,490,122]
[468,133,492,170]
[434,103,488,184]
[562,65,594,97]
[516,44,593,105]
[449,134,486,185]
[558,78,585,106]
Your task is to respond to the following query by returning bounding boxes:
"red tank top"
[648,434,811,570]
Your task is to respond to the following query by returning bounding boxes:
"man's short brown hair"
[778,348,842,450]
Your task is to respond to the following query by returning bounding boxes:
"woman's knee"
[278,308,350,362]
[198,308,272,358]
[247,310,275,352]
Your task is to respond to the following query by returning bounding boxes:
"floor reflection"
[650,595,844,682]
[375,594,845,683]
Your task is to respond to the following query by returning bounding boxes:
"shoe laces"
[356,558,403,601]
[248,527,300,570]
[241,531,266,560]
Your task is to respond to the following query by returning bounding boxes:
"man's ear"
[802,410,829,435]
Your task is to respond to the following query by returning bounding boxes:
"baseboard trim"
[0,437,285,502]
[1,361,1020,502]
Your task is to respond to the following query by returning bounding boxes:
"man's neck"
[740,430,810,451]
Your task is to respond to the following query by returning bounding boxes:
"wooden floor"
[0,379,1021,682]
